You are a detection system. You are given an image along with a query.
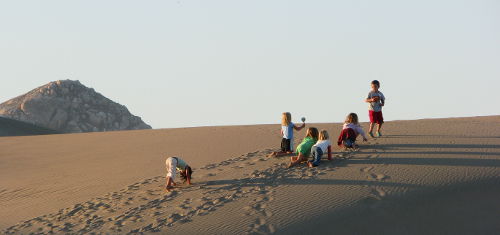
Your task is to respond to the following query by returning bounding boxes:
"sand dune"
[1,116,499,234]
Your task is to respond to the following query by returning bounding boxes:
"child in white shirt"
[308,130,332,167]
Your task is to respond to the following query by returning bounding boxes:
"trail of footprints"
[4,143,384,235]
[359,140,391,200]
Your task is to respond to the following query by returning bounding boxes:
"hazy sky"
[1,0,499,128]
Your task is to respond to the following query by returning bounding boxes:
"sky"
[1,0,499,128]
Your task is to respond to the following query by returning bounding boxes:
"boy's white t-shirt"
[313,139,331,153]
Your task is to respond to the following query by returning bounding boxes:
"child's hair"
[319,130,329,140]
[371,80,380,88]
[345,113,359,125]
[281,112,292,126]
[180,166,193,181]
[305,127,319,139]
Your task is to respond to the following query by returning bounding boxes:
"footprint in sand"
[166,213,183,224]
[253,158,267,162]
[367,154,380,159]
[360,166,374,172]
[248,217,275,234]
[336,153,347,158]
[127,185,140,191]
[367,173,376,180]
[368,173,389,181]
[371,187,387,198]
[375,174,388,180]
[200,163,217,170]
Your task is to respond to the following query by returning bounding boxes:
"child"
[337,113,368,148]
[271,112,305,156]
[288,127,319,168]
[308,130,332,167]
[165,156,193,191]
[365,80,385,137]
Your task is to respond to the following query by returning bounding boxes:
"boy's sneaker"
[376,131,382,137]
[369,132,375,138]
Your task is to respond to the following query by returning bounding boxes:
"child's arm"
[365,97,379,103]
[327,145,332,160]
[280,129,284,136]
[185,169,191,185]
[365,93,373,103]
[294,122,306,131]
[357,126,368,141]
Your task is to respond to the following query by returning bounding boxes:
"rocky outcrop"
[0,80,152,133]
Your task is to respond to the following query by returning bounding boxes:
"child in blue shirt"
[270,112,305,157]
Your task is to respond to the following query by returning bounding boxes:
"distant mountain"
[0,80,152,133]
[0,116,59,137]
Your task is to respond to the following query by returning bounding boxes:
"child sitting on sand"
[270,112,306,157]
[337,113,368,149]
[165,156,193,191]
[308,130,332,167]
[288,127,319,168]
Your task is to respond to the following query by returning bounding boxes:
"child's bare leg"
[369,123,374,133]
[166,177,174,191]
[275,151,290,157]
[377,123,383,132]
[271,150,294,157]
[288,154,304,168]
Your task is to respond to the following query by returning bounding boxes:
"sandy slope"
[1,116,499,234]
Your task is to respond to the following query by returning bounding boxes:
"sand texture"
[1,116,499,234]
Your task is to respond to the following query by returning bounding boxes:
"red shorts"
[369,110,384,124]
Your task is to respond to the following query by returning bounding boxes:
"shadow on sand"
[382,134,500,139]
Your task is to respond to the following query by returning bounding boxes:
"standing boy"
[365,80,385,137]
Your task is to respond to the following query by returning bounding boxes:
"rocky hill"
[0,80,152,133]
